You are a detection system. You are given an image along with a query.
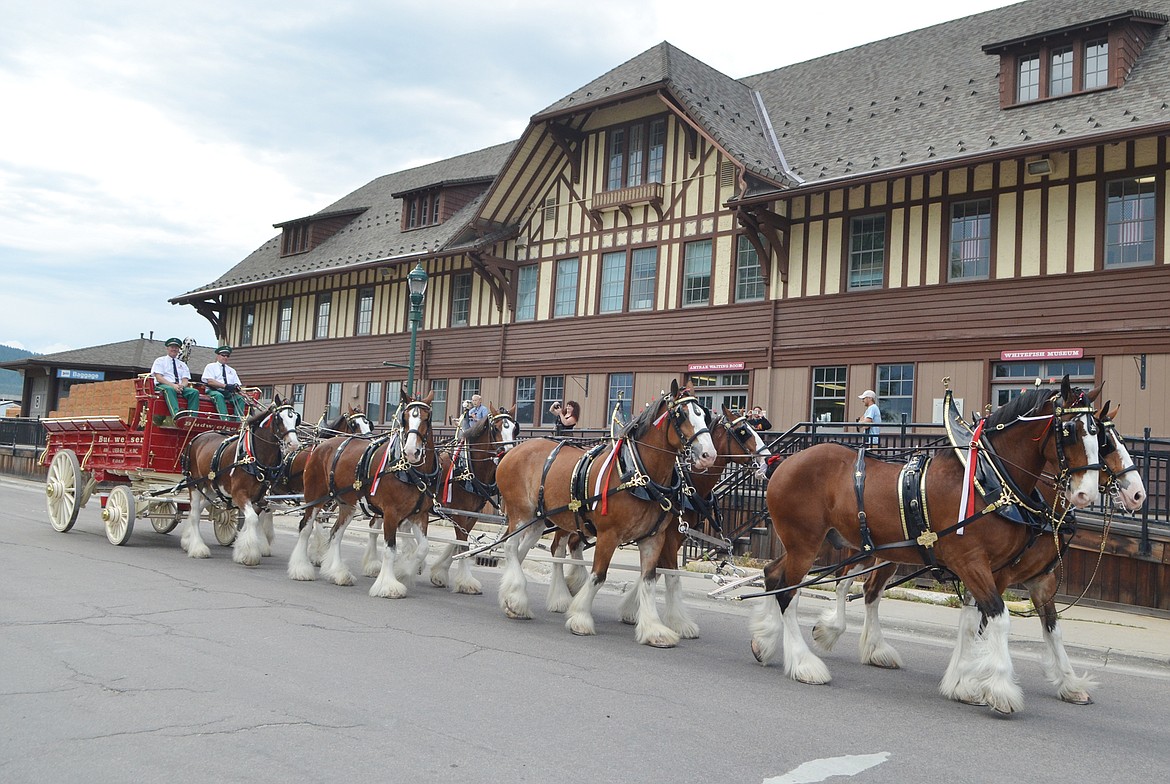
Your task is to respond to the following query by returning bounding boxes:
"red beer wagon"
[40,376,259,546]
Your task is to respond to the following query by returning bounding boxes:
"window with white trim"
[554,258,578,318]
[949,199,992,281]
[683,240,711,306]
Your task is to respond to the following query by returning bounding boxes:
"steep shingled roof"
[174,141,516,300]
[742,0,1170,185]
[535,41,796,187]
[177,0,1170,300]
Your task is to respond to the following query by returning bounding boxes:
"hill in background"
[0,345,34,399]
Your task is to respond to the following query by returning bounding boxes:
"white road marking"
[763,752,890,784]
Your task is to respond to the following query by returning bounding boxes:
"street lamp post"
[406,262,429,397]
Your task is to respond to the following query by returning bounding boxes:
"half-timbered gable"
[175,0,1170,435]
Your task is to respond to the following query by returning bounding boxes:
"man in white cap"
[857,389,881,446]
[201,345,248,419]
[151,337,200,426]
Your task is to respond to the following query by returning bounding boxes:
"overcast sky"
[0,0,1019,354]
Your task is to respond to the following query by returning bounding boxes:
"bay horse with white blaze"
[546,407,771,635]
[749,377,1102,714]
[811,398,1144,706]
[425,405,518,594]
[611,406,772,638]
[493,381,716,647]
[289,390,437,599]
[181,396,301,563]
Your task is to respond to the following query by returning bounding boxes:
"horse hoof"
[958,697,989,707]
[1061,694,1093,705]
[504,608,530,620]
[750,639,764,663]
[647,638,677,649]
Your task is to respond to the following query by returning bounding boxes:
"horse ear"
[1060,374,1072,400]
[722,403,732,419]
[670,379,680,396]
[400,387,411,404]
[1087,380,1104,404]
[274,393,283,406]
[422,390,435,405]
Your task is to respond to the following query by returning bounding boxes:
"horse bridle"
[1050,391,1103,479]
[487,410,518,460]
[398,400,433,444]
[1094,409,1141,506]
[665,393,712,463]
[721,412,770,474]
[344,409,371,433]
[254,403,300,446]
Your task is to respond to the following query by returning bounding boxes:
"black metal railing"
[682,421,1170,563]
[0,417,47,449]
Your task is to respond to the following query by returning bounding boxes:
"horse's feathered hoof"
[646,638,677,649]
[750,639,764,663]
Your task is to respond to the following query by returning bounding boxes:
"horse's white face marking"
[353,414,372,435]
[402,405,426,464]
[743,425,771,480]
[681,401,716,470]
[497,417,518,452]
[1065,412,1101,509]
[278,408,301,451]
[1106,429,1146,511]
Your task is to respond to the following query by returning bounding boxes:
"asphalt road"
[2,475,1168,784]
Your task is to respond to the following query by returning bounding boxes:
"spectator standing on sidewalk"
[857,390,881,445]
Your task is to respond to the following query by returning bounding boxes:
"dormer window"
[984,11,1166,108]
[274,208,365,258]
[404,189,442,230]
[281,220,310,256]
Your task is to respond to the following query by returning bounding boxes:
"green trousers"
[160,385,200,417]
[207,389,248,418]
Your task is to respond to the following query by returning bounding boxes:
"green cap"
[164,337,182,347]
[215,345,232,356]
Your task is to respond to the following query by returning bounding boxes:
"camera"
[552,401,561,409]
[462,399,472,410]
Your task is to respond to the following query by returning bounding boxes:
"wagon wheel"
[143,500,182,534]
[102,485,136,546]
[211,506,238,546]
[45,449,84,533]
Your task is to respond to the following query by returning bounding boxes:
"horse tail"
[180,437,193,476]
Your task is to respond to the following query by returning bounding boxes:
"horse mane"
[622,394,669,439]
[244,402,273,428]
[464,413,491,440]
[983,386,1055,429]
